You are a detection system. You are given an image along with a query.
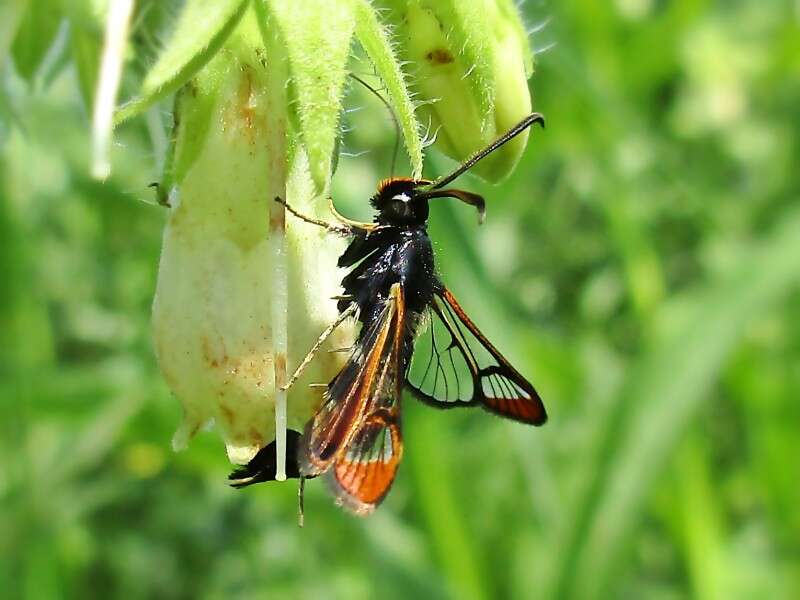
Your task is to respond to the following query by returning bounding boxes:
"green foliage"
[115,0,250,124]
[265,0,358,192]
[2,1,800,599]
[116,0,426,194]
[375,0,535,181]
[10,0,61,84]
[353,0,424,179]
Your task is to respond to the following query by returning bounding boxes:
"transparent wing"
[407,287,547,426]
[330,404,402,515]
[303,284,406,514]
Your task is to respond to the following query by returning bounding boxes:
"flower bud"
[377,0,535,182]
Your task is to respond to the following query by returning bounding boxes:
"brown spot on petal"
[220,403,234,426]
[426,48,454,65]
[238,65,255,131]
[269,205,285,231]
[201,336,215,367]
[201,337,228,368]
[249,428,264,447]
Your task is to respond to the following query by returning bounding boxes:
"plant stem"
[91,0,134,179]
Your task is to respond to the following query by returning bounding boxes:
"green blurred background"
[2,1,800,598]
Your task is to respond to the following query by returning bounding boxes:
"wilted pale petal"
[151,20,352,465]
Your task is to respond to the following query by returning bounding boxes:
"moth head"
[371,178,430,226]
[371,177,486,226]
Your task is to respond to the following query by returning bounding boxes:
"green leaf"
[114,0,249,124]
[264,0,357,193]
[671,434,727,600]
[548,208,800,599]
[10,0,62,84]
[69,28,102,114]
[405,406,490,600]
[353,0,423,179]
[64,0,105,113]
[0,0,29,71]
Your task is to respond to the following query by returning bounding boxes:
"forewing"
[303,284,406,514]
[329,283,406,514]
[302,291,397,475]
[407,287,547,425]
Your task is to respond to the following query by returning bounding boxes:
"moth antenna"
[426,112,545,190]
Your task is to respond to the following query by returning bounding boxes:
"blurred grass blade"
[405,407,489,600]
[9,0,61,84]
[551,208,800,599]
[353,0,423,178]
[672,433,726,600]
[63,1,106,114]
[58,386,145,482]
[603,192,666,320]
[0,0,29,71]
[90,0,134,179]
[114,0,248,124]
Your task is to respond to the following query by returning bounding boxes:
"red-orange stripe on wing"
[303,294,399,474]
[329,284,406,514]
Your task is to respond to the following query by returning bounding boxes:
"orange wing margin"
[406,286,547,426]
[302,284,407,514]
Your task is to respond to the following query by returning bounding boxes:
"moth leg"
[282,304,357,391]
[274,196,351,236]
[148,182,171,208]
[298,476,306,528]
